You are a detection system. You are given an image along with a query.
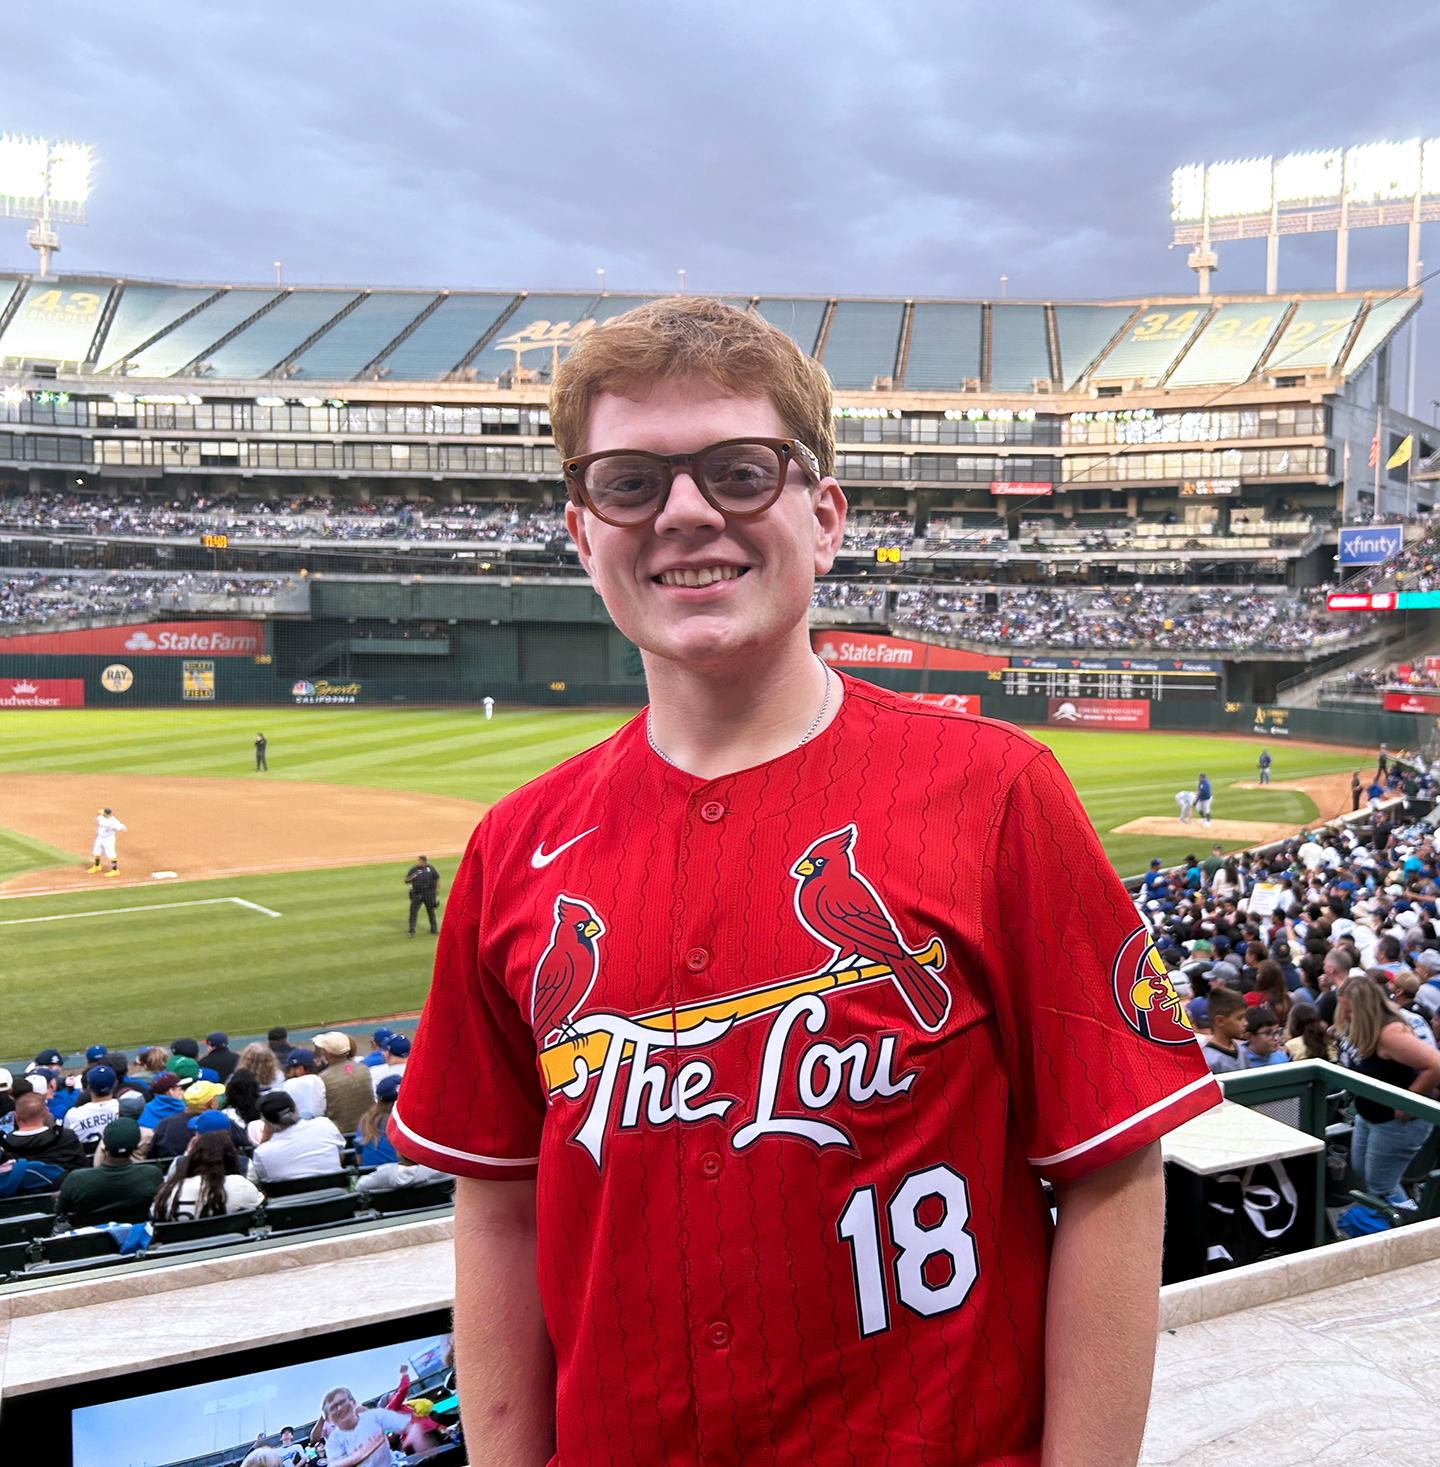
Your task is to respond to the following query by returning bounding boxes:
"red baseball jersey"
[396,676,1219,1466]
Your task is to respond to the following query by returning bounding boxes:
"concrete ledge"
[1158,1214,1440,1330]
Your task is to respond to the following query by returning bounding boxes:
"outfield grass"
[0,706,632,805]
[0,705,1364,1057]
[2,862,440,1058]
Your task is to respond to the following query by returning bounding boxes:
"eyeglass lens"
[582,441,784,522]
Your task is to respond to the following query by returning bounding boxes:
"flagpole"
[1373,405,1382,524]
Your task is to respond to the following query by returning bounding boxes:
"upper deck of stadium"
[0,270,1419,396]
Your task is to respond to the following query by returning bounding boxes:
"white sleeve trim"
[389,1108,540,1169]
[1026,1073,1217,1168]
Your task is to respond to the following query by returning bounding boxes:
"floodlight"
[1273,149,1341,205]
[1170,137,1440,298]
[1204,157,1271,219]
[0,133,95,277]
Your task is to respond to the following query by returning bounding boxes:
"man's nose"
[654,468,725,533]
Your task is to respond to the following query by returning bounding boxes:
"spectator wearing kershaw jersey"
[62,1065,120,1147]
[394,297,1220,1467]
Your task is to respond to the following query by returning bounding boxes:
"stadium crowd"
[0,569,294,628]
[0,487,569,545]
[891,585,1355,651]
[1143,757,1440,1235]
[0,1025,448,1248]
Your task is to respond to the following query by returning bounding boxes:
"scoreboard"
[1004,656,1221,700]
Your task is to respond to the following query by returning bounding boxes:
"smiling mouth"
[654,566,749,588]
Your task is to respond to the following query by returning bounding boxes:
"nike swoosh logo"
[531,827,599,869]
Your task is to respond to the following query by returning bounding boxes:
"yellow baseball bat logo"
[537,939,944,1096]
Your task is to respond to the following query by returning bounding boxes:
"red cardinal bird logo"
[790,825,951,1032]
[531,894,606,1045]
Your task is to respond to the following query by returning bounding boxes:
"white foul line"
[0,895,282,927]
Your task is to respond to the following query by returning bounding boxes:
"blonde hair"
[549,296,836,475]
[1337,974,1407,1057]
[236,1042,280,1087]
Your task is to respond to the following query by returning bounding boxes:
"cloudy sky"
[4,0,1440,405]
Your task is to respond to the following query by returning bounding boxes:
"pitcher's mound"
[1112,817,1297,843]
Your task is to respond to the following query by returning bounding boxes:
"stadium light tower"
[1172,139,1439,296]
[0,134,94,279]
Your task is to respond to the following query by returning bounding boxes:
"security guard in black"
[405,855,440,936]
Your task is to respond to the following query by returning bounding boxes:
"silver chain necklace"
[647,657,836,768]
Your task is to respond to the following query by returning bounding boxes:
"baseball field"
[0,705,1365,1059]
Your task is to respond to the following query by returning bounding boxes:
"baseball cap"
[85,1044,107,1062]
[375,1074,402,1103]
[0,1069,12,1090]
[372,1027,395,1045]
[170,1038,201,1060]
[31,1048,63,1069]
[285,1048,316,1071]
[102,1117,141,1156]
[149,1071,181,1094]
[259,1092,298,1124]
[183,1080,226,1111]
[117,1092,146,1119]
[313,1032,353,1058]
[1416,950,1440,974]
[188,1109,234,1133]
[206,1032,228,1048]
[384,1035,411,1058]
[86,1065,117,1094]
[169,1056,200,1083]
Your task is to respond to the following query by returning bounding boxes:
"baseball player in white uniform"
[88,807,126,876]
[1174,789,1198,824]
[483,696,495,721]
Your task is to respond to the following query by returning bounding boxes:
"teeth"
[659,566,743,587]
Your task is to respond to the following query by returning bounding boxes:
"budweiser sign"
[0,678,85,708]
[0,621,264,656]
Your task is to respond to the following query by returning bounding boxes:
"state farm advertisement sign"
[812,631,1006,672]
[0,678,84,708]
[1384,691,1440,715]
[908,692,979,713]
[1048,697,1150,728]
[0,621,263,657]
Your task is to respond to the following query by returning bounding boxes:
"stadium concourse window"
[833,413,1062,446]
[1063,405,1329,447]
[1061,446,1330,482]
[834,452,1059,484]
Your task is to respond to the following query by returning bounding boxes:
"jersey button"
[684,947,710,972]
[706,1321,731,1349]
[699,1151,722,1178]
[699,801,725,823]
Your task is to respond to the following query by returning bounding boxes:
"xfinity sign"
[1339,525,1403,565]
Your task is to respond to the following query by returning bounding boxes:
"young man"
[395,298,1220,1467]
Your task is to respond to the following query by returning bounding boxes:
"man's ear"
[566,502,595,577]
[812,477,847,575]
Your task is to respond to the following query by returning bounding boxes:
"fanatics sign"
[1047,697,1151,728]
[0,678,84,708]
[0,620,264,656]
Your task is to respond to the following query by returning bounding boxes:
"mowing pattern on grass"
[3,863,441,1059]
[0,707,633,806]
[0,704,1366,1056]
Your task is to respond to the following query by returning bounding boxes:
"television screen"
[70,1327,461,1467]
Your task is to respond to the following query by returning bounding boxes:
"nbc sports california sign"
[0,678,85,708]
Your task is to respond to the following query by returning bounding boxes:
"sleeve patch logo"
[1111,927,1194,1045]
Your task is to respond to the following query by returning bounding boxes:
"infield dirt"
[0,773,489,896]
